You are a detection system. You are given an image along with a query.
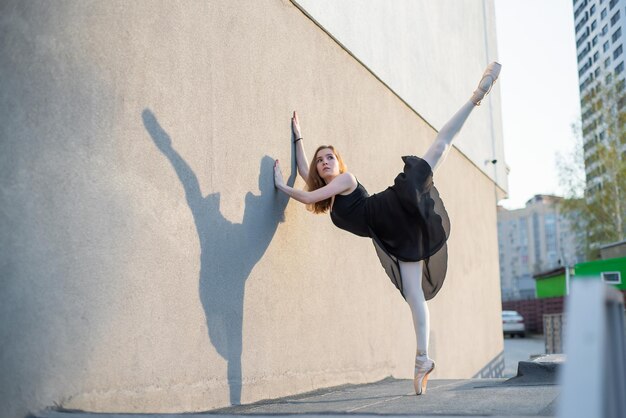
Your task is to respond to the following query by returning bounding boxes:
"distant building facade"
[498,195,584,301]
[600,239,626,258]
[573,0,626,195]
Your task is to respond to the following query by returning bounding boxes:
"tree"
[557,77,626,259]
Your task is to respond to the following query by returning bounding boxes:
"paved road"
[503,334,545,378]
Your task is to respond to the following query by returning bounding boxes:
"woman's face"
[315,148,340,182]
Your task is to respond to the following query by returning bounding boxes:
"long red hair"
[306,145,347,214]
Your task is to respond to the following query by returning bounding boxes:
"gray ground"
[34,335,560,418]
[503,334,546,377]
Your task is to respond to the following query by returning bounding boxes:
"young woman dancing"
[273,62,501,395]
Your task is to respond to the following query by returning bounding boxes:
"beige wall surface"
[293,0,507,192]
[0,1,503,416]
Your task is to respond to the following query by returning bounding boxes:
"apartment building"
[498,195,583,300]
[574,0,626,192]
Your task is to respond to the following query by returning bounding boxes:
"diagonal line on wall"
[288,0,505,193]
[288,0,437,134]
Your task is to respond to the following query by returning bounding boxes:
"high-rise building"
[573,0,626,193]
[497,195,584,301]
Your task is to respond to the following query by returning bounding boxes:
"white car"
[502,310,526,338]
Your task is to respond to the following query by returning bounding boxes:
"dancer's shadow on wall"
[142,109,295,405]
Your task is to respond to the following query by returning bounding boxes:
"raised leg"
[422,100,475,173]
[422,61,501,173]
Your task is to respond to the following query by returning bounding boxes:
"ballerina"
[274,62,501,395]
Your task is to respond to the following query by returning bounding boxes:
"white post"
[557,279,626,418]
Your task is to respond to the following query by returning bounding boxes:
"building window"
[545,214,557,254]
[578,13,591,31]
[580,73,594,90]
[610,10,620,26]
[592,19,598,30]
[593,35,599,45]
[609,0,618,10]
[580,59,593,77]
[533,212,542,266]
[606,72,613,83]
[615,61,624,74]
[519,217,528,245]
[612,27,622,42]
[595,67,601,77]
[602,8,608,19]
[601,271,621,284]
[605,40,611,51]
[578,27,592,47]
[614,44,623,59]
[603,24,609,35]
[579,43,593,62]
[575,0,589,18]
[594,51,600,62]
[606,56,612,67]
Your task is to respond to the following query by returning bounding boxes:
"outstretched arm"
[292,111,310,181]
[274,161,354,204]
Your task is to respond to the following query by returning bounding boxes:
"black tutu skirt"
[365,156,451,300]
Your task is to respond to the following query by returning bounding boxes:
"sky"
[494,0,582,209]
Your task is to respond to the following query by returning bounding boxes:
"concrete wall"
[600,242,626,259]
[0,1,503,416]
[294,0,508,192]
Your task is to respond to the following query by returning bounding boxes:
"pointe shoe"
[414,357,435,395]
[470,61,502,105]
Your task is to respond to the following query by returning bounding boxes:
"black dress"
[330,156,450,300]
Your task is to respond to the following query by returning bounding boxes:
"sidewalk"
[34,361,561,418]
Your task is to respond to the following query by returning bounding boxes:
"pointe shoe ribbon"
[471,61,502,105]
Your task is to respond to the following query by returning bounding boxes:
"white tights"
[422,100,476,172]
[401,100,477,359]
[399,260,430,356]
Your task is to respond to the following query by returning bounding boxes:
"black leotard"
[330,183,370,238]
[330,156,450,300]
